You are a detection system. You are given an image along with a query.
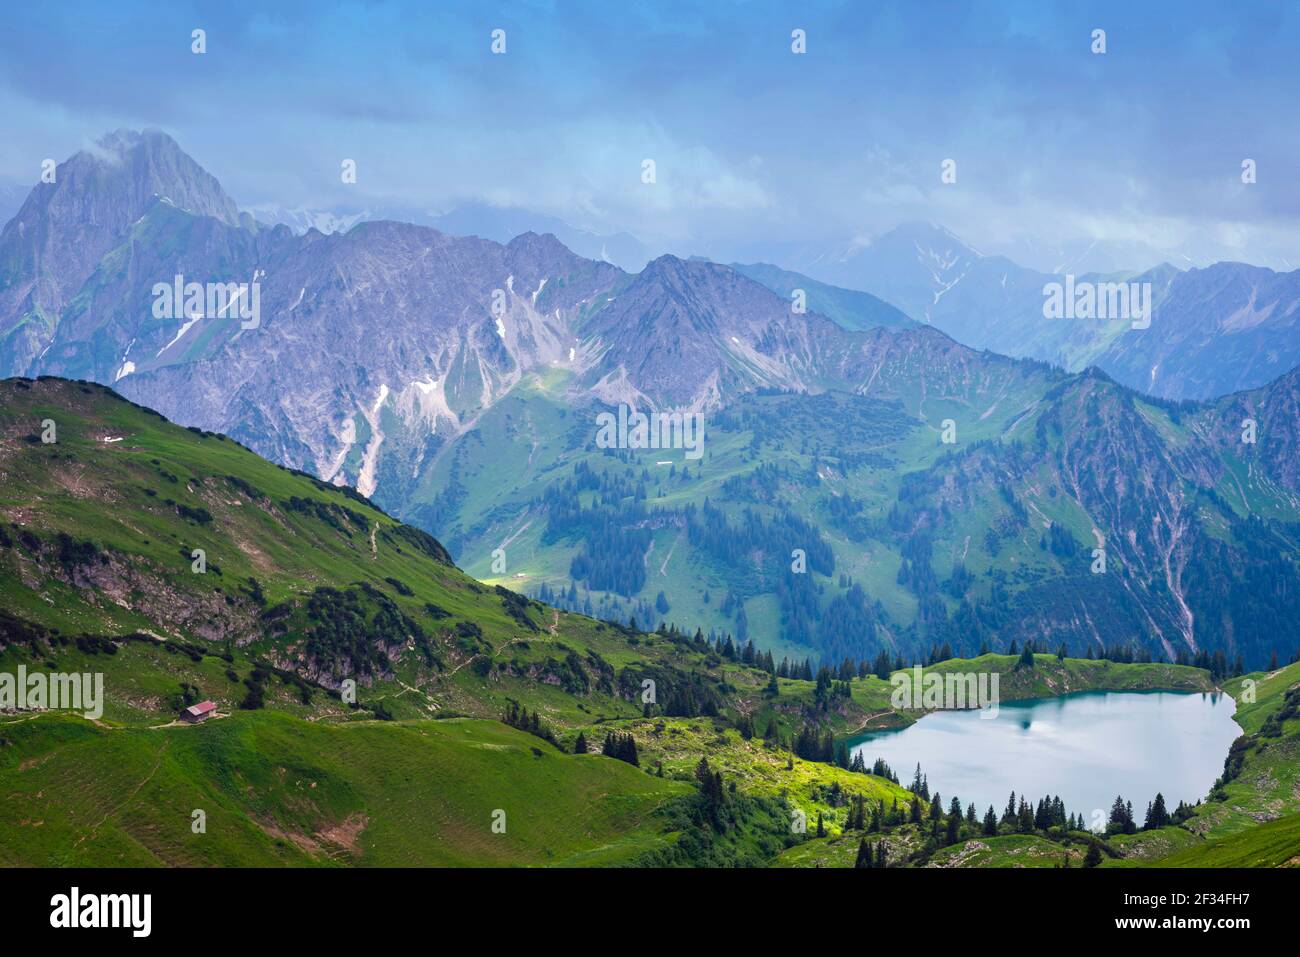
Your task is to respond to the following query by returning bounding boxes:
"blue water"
[847,690,1241,823]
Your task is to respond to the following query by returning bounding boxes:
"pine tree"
[573,731,588,754]
[1143,792,1169,830]
[764,715,780,741]
[855,838,872,869]
[983,805,999,836]
[849,794,866,830]
[1017,797,1034,833]
[1083,842,1102,868]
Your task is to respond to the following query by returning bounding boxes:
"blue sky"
[1,0,1297,268]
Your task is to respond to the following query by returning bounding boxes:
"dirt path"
[659,528,684,577]
[443,630,556,681]
[148,713,229,730]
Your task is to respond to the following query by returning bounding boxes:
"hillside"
[427,363,1300,671]
[0,712,688,867]
[5,133,1300,672]
[3,376,1274,868]
[799,223,1300,402]
[0,376,913,865]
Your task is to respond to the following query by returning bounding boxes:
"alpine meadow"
[0,1,1297,941]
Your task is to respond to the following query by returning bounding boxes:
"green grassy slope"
[0,377,1287,869]
[387,358,1300,680]
[0,711,687,867]
[1153,814,1300,868]
[393,369,1059,662]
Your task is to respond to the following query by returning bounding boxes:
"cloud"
[0,0,1297,268]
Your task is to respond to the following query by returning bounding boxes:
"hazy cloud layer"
[1,0,1296,269]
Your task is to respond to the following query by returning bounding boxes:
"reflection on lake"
[848,691,1240,820]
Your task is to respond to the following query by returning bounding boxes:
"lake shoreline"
[842,685,1243,823]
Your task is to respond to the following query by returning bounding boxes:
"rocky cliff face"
[3,131,1298,668]
[0,130,243,375]
[804,222,1300,402]
[1096,262,1300,401]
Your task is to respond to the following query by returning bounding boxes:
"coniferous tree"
[574,731,588,754]
[873,650,892,680]
[1017,797,1034,833]
[1018,643,1036,669]
[602,731,639,766]
[848,794,867,830]
[763,715,780,743]
[855,838,872,869]
[1107,794,1136,834]
[983,805,999,836]
[1143,792,1170,830]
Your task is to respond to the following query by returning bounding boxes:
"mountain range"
[778,222,1300,401]
[247,200,657,273]
[2,130,1299,669]
[2,375,1295,869]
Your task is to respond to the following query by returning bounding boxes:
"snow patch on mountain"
[157,315,203,357]
[356,384,390,497]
